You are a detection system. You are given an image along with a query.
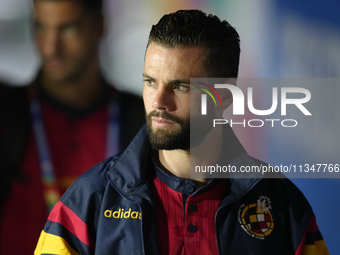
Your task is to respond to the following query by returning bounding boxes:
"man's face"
[34,0,102,83]
[143,43,208,150]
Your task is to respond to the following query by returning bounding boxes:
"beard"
[146,110,190,150]
[146,108,214,151]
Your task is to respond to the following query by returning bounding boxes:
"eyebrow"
[34,19,81,27]
[169,79,190,85]
[142,73,190,85]
[142,73,153,80]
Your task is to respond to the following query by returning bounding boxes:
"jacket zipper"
[108,179,146,255]
[214,177,262,255]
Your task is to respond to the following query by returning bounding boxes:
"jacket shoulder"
[65,156,117,196]
[37,156,122,254]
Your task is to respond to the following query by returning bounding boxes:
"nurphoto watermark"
[189,78,339,179]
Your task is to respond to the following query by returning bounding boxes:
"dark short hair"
[80,0,102,17]
[34,0,103,18]
[147,10,240,78]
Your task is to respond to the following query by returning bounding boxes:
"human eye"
[33,22,45,34]
[61,24,79,35]
[174,84,190,92]
[143,78,156,87]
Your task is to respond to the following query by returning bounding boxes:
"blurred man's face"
[143,43,208,150]
[34,0,102,83]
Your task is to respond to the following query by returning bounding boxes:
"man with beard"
[0,0,144,254]
[34,10,329,255]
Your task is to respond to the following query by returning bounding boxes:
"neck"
[158,125,224,187]
[40,66,103,110]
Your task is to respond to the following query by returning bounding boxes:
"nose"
[39,30,61,57]
[152,87,173,111]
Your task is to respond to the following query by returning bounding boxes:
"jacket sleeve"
[34,201,95,255]
[34,158,112,255]
[295,215,330,255]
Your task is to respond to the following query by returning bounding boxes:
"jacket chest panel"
[216,193,293,254]
[96,201,144,254]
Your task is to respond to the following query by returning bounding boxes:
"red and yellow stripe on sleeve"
[34,201,95,254]
[295,215,330,255]
[35,231,80,255]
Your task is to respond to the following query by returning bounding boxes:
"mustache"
[147,110,182,124]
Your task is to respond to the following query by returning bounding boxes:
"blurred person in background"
[0,0,144,253]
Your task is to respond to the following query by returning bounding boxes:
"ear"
[216,78,237,114]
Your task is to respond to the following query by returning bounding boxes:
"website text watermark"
[195,163,340,175]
